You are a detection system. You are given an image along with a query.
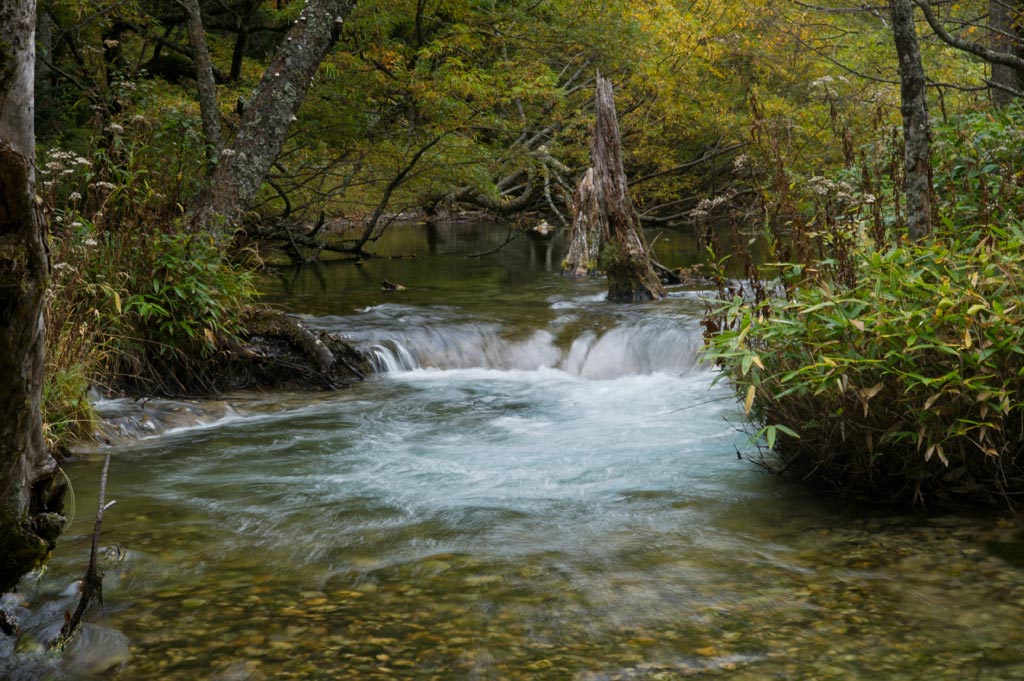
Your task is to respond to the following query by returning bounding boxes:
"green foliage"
[42,360,97,448]
[932,106,1024,227]
[97,229,256,389]
[41,124,256,431]
[705,107,1024,505]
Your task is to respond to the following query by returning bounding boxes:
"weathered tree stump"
[565,75,666,302]
[563,167,602,277]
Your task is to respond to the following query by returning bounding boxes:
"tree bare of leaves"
[51,454,114,650]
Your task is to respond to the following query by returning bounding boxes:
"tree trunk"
[890,0,933,242]
[0,0,62,595]
[991,0,1024,105]
[179,0,222,169]
[563,167,602,277]
[190,0,354,235]
[230,27,249,82]
[590,75,666,302]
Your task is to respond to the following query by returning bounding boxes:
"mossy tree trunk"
[0,0,63,595]
[891,0,933,242]
[588,75,665,302]
[190,0,355,234]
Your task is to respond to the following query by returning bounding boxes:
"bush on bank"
[704,107,1024,506]
[707,225,1024,504]
[39,107,258,446]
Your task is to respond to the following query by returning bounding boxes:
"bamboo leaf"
[743,384,755,415]
[775,424,800,438]
[741,354,753,376]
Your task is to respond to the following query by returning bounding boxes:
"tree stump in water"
[566,75,666,302]
[563,167,602,277]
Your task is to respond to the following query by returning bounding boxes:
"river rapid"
[4,222,1024,679]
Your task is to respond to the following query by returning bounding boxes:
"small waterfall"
[368,340,420,373]
[562,323,704,378]
[359,318,705,378]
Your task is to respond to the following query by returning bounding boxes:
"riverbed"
[5,222,1024,679]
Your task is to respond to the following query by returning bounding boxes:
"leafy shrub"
[704,106,1024,506]
[95,228,257,395]
[707,224,1024,504]
[40,102,257,435]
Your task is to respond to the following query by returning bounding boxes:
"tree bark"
[190,0,355,235]
[891,0,933,242]
[0,0,62,595]
[563,167,602,277]
[589,75,666,302]
[178,0,223,169]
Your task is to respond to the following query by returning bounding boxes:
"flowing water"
[5,223,1024,679]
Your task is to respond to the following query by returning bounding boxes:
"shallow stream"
[5,223,1024,679]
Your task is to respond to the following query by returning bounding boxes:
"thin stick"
[52,453,114,648]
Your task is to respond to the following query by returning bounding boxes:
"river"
[4,222,1024,679]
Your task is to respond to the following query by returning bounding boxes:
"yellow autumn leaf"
[113,291,122,314]
[743,384,756,415]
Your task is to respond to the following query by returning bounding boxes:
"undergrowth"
[704,105,1024,506]
[40,98,258,446]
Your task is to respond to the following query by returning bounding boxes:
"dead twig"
[51,453,114,650]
